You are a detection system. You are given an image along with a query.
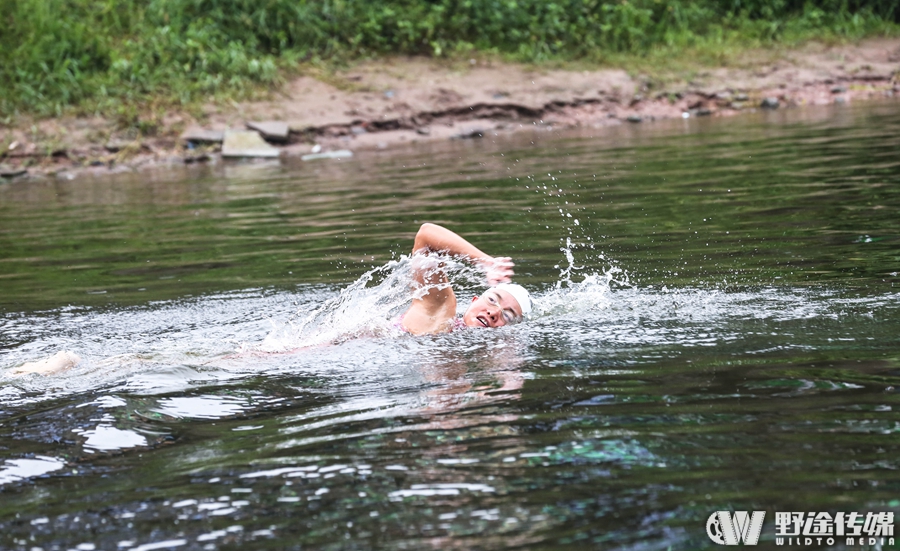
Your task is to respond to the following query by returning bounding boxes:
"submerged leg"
[12,351,81,376]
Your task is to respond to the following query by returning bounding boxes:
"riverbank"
[1,38,898,181]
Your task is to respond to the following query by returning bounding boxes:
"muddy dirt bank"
[2,38,898,180]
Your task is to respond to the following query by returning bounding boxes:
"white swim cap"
[494,283,532,316]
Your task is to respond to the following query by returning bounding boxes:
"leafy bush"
[2,0,898,118]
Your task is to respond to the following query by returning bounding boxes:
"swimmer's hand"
[10,351,81,376]
[481,256,515,286]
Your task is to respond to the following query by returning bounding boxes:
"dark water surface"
[1,102,899,550]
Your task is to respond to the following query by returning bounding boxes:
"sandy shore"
[1,38,898,180]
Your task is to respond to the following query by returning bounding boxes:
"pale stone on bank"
[180,128,225,144]
[0,165,27,178]
[300,149,353,161]
[246,121,290,143]
[222,131,281,158]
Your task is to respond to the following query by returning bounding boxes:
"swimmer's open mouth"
[476,315,489,327]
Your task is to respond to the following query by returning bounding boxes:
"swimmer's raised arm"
[412,223,514,285]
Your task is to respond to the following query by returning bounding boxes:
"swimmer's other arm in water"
[399,223,531,335]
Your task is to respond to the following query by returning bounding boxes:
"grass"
[1,0,898,128]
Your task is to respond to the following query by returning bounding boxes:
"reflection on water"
[0,456,65,485]
[152,396,252,420]
[0,101,899,549]
[76,425,148,452]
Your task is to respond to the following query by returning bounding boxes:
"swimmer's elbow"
[413,222,442,254]
[417,222,441,237]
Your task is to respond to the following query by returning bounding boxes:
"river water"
[1,101,899,550]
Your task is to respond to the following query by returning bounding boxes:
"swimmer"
[398,222,531,335]
[9,223,531,375]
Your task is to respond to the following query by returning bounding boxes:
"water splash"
[255,239,628,352]
[256,259,413,351]
[524,169,623,296]
[3,236,898,406]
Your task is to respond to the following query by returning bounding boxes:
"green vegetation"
[2,0,898,119]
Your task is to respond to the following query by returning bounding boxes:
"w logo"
[706,511,766,545]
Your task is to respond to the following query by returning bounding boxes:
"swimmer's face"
[463,288,523,328]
